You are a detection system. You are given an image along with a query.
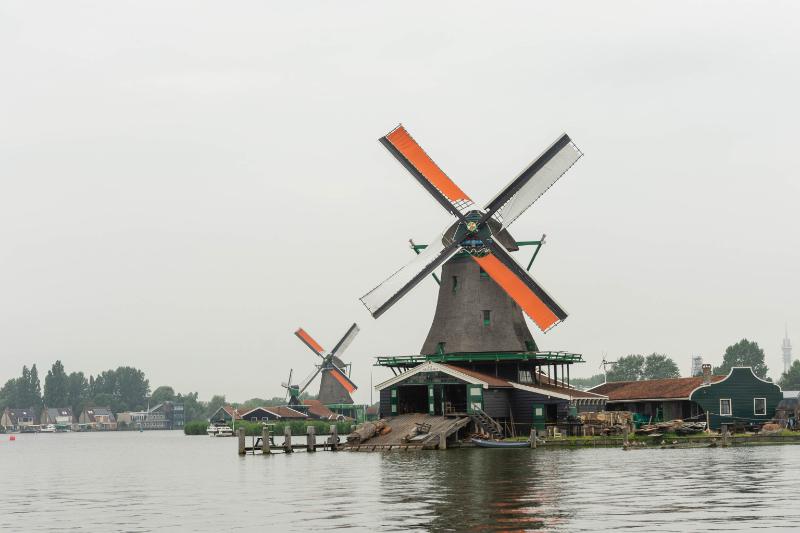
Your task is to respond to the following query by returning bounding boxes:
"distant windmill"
[599,354,617,384]
[293,323,360,405]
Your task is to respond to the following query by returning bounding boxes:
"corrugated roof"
[589,375,725,401]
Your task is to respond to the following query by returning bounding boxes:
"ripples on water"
[1,431,797,532]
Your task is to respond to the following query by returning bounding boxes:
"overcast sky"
[1,1,798,403]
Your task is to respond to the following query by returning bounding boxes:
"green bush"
[184,420,209,435]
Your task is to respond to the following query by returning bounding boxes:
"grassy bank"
[184,419,353,436]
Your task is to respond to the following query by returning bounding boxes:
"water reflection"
[1,433,798,532]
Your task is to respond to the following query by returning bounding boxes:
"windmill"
[360,125,582,336]
[599,354,617,383]
[280,369,301,405]
[293,323,360,405]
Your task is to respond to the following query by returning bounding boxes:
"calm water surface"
[1,431,797,532]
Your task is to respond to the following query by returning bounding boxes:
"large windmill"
[293,323,359,405]
[360,125,582,346]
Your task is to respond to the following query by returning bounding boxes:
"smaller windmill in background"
[599,354,616,384]
[293,323,360,406]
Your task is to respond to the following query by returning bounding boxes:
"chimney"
[702,364,712,385]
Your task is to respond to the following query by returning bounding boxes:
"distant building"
[691,355,704,377]
[590,366,783,430]
[783,325,793,374]
[1,408,38,431]
[240,406,307,422]
[79,407,117,430]
[117,409,166,430]
[208,405,242,424]
[300,399,346,421]
[41,407,75,428]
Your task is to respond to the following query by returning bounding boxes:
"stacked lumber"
[579,411,633,435]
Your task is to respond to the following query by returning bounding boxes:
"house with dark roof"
[1,407,38,431]
[376,361,607,435]
[41,407,75,428]
[589,367,783,429]
[79,407,117,430]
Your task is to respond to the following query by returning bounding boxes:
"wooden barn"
[375,357,606,436]
[590,366,782,430]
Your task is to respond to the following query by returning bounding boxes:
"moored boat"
[471,438,530,449]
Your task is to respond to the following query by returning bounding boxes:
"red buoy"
[9,435,15,441]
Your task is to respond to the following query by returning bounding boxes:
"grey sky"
[2,1,798,402]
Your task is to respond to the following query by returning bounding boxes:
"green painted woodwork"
[483,310,491,326]
[390,387,398,415]
[467,386,484,414]
[375,351,584,368]
[532,403,546,431]
[690,367,783,429]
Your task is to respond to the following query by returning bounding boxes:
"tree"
[570,374,606,390]
[67,372,89,415]
[44,360,69,407]
[150,386,176,406]
[176,391,203,422]
[114,367,149,411]
[606,354,645,382]
[205,395,226,418]
[715,339,768,378]
[779,360,800,390]
[641,353,681,380]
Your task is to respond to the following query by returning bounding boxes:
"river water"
[1,431,797,532]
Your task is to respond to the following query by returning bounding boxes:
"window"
[754,398,767,416]
[518,370,532,383]
[479,268,488,280]
[436,342,446,355]
[452,276,458,293]
[720,399,732,416]
[483,310,491,326]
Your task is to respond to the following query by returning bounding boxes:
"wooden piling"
[237,427,246,455]
[283,427,293,453]
[530,429,537,449]
[722,425,730,447]
[307,426,316,452]
[330,424,338,451]
[438,430,447,450]
[623,426,629,445]
[262,427,270,455]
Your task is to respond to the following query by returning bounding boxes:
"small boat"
[471,438,530,449]
[40,424,57,433]
[215,426,234,437]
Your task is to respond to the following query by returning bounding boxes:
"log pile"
[346,420,387,444]
[579,411,633,436]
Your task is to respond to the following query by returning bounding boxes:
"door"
[532,403,546,432]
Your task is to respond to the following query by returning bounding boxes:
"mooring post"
[330,424,339,451]
[722,425,730,447]
[530,429,537,449]
[262,426,270,455]
[439,430,447,450]
[283,426,293,453]
[623,425,629,445]
[307,425,316,452]
[237,427,246,456]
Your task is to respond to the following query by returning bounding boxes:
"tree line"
[574,339,787,386]
[0,360,317,423]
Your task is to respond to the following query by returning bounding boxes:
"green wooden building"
[591,367,782,430]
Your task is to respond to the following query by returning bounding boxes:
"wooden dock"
[346,414,471,451]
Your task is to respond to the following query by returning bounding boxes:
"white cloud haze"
[1,1,798,402]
